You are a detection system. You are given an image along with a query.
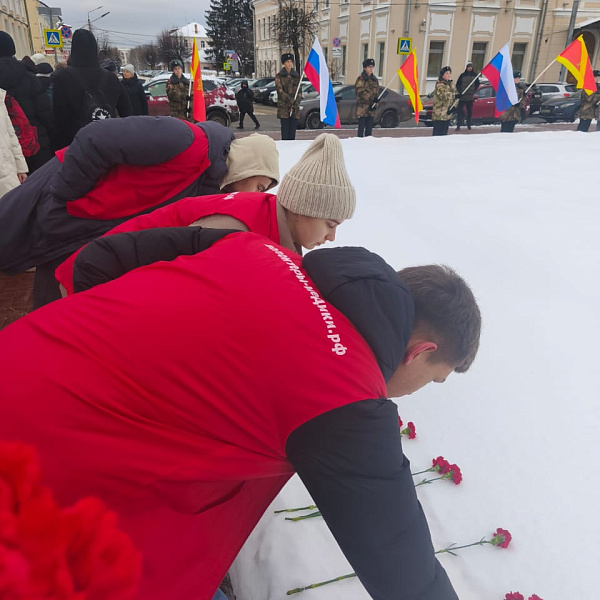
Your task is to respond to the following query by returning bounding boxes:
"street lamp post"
[87,5,104,31]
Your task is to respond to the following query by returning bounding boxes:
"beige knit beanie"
[277,134,356,221]
[220,134,280,190]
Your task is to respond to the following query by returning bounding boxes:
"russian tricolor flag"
[481,43,519,117]
[303,38,341,129]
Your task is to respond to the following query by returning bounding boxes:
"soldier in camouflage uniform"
[355,58,380,137]
[499,71,526,133]
[166,59,191,122]
[577,69,600,132]
[276,52,302,140]
[432,66,456,136]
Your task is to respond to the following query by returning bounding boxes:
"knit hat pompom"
[0,31,16,58]
[277,134,356,221]
[220,134,280,190]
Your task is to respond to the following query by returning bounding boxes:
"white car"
[537,83,578,102]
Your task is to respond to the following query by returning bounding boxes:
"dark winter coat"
[166,73,190,120]
[456,70,480,102]
[235,82,254,112]
[355,71,380,117]
[275,67,302,119]
[0,56,53,153]
[0,229,458,600]
[52,67,133,148]
[121,74,149,115]
[0,117,234,274]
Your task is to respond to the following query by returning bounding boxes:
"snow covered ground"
[230,131,600,600]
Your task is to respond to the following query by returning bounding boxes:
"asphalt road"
[233,104,584,139]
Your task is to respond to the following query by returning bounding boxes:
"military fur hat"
[169,59,184,71]
[363,58,375,68]
[513,70,521,78]
[593,69,600,77]
[439,66,452,78]
[281,52,294,64]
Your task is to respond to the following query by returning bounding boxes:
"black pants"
[32,254,70,309]
[280,118,298,140]
[577,119,592,132]
[457,101,473,128]
[500,121,516,133]
[357,116,374,137]
[239,109,259,128]
[432,121,450,136]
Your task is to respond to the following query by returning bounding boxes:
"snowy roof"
[575,16,600,29]
[174,22,209,38]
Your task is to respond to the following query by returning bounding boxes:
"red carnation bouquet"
[0,441,141,599]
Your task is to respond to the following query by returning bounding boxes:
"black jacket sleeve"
[73,227,242,292]
[286,399,458,600]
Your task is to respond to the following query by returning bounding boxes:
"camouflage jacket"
[432,79,456,121]
[499,86,524,122]
[276,67,302,119]
[167,74,192,121]
[579,85,600,120]
[355,71,380,118]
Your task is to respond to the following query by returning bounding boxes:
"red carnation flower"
[398,417,403,428]
[448,464,462,485]
[528,595,544,600]
[505,593,524,600]
[491,528,512,549]
[432,456,451,474]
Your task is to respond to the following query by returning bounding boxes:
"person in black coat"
[235,80,259,129]
[52,29,132,149]
[120,64,148,116]
[455,62,480,131]
[0,32,53,171]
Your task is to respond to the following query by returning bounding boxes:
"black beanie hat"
[0,31,16,58]
[281,52,294,64]
[68,29,99,68]
[439,66,452,78]
[363,58,375,68]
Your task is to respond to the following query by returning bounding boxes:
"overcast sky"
[57,0,211,48]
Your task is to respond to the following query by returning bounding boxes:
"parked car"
[419,83,531,126]
[298,84,413,129]
[143,75,239,126]
[253,81,278,104]
[521,82,543,114]
[538,89,582,122]
[537,83,578,102]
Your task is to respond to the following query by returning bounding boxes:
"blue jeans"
[212,589,228,600]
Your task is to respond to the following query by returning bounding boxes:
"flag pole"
[375,72,399,102]
[448,75,480,111]
[524,60,555,95]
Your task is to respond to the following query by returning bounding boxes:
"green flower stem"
[414,475,448,487]
[287,573,357,595]
[411,467,435,476]
[285,511,322,522]
[435,539,490,556]
[274,505,317,514]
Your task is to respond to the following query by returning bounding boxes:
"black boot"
[237,125,244,129]
[255,123,260,129]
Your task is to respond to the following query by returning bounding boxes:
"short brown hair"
[397,265,481,373]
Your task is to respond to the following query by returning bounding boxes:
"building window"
[324,0,329,7]
[263,19,266,39]
[362,43,369,64]
[323,46,328,63]
[315,0,319,10]
[427,41,445,78]
[471,42,487,73]
[200,41,205,48]
[512,42,527,73]
[342,45,347,75]
[377,41,385,77]
[268,16,271,39]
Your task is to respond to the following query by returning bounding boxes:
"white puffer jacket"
[0,88,28,199]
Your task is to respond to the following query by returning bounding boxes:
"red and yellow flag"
[190,38,206,121]
[556,35,596,95]
[398,50,424,124]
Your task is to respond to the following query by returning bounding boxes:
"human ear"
[403,341,438,365]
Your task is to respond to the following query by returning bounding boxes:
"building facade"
[253,0,600,93]
[1,0,32,57]
[172,22,212,71]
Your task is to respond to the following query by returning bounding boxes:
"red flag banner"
[556,35,596,95]
[191,38,206,122]
[398,51,424,124]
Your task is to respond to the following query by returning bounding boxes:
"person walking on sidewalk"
[455,62,480,131]
[235,80,260,129]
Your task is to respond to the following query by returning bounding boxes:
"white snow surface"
[230,131,600,600]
